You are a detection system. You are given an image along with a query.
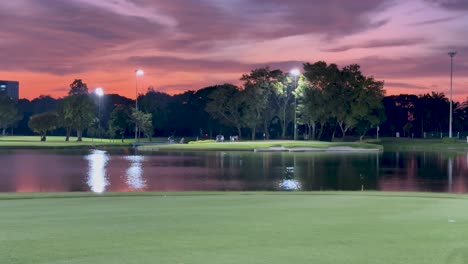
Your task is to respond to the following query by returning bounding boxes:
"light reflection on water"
[85,150,109,193]
[279,166,301,190]
[84,151,147,193]
[1,149,468,193]
[279,179,301,190]
[124,156,146,190]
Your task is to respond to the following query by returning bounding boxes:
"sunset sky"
[1,0,467,100]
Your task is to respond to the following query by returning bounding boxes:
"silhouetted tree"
[28,112,58,141]
[206,84,244,138]
[59,80,96,141]
[109,105,132,142]
[0,94,18,136]
[241,67,283,140]
[68,79,88,95]
[131,109,153,140]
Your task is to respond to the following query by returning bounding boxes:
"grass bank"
[0,136,132,148]
[378,137,468,152]
[138,140,381,152]
[1,192,467,264]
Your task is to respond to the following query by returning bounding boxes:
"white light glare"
[125,156,147,190]
[95,87,104,97]
[290,68,300,76]
[85,150,109,193]
[135,69,144,76]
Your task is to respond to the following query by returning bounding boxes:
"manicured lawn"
[379,137,468,152]
[1,192,468,264]
[139,140,381,151]
[0,136,132,148]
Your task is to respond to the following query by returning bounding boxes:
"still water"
[0,149,467,193]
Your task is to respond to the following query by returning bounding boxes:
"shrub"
[442,137,459,144]
[188,139,216,144]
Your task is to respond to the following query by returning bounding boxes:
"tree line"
[1,61,467,141]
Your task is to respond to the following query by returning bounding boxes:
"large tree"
[138,88,171,134]
[57,97,74,141]
[382,94,419,137]
[296,76,327,140]
[69,79,89,95]
[302,61,340,138]
[329,64,359,138]
[419,92,449,134]
[241,67,283,140]
[109,105,132,142]
[28,112,59,141]
[351,77,386,141]
[302,62,385,139]
[270,73,294,139]
[0,94,18,136]
[205,84,244,138]
[131,109,153,141]
[59,80,96,141]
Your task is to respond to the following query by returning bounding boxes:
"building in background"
[0,80,19,100]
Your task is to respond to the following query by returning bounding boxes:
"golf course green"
[0,136,382,151]
[138,140,381,151]
[1,192,467,264]
[379,137,468,152]
[3,135,468,152]
[0,136,132,148]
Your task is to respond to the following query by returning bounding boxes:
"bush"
[188,139,216,144]
[442,137,459,144]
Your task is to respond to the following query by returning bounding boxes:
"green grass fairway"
[379,137,468,152]
[0,136,132,148]
[1,192,468,264]
[139,140,381,151]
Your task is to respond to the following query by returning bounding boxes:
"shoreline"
[1,191,467,200]
[254,146,381,152]
[136,140,382,152]
[3,137,468,153]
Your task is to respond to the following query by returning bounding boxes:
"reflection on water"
[279,179,301,190]
[85,150,109,193]
[448,158,453,193]
[279,166,301,190]
[124,156,146,190]
[1,149,468,193]
[377,152,468,193]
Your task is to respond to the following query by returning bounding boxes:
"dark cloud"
[323,38,425,52]
[354,45,468,79]
[385,82,428,90]
[127,56,251,73]
[409,15,465,26]
[49,87,69,93]
[128,55,304,75]
[253,0,392,37]
[0,0,394,75]
[0,0,166,74]
[424,0,468,10]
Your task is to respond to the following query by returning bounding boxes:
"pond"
[0,149,467,193]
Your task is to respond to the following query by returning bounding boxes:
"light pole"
[448,52,456,138]
[134,69,144,142]
[95,87,104,141]
[290,68,300,140]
